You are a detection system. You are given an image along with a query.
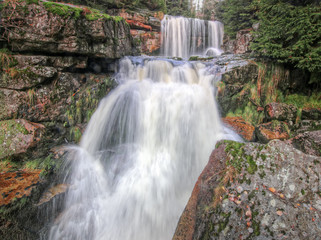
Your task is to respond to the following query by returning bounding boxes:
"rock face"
[114,9,163,54]
[223,28,253,54]
[0,2,127,238]
[173,140,321,240]
[2,2,133,58]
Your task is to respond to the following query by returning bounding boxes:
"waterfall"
[161,16,224,58]
[48,57,241,240]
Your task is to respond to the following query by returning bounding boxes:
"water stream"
[48,16,240,240]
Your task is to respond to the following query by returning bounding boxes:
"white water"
[48,57,241,240]
[161,16,224,58]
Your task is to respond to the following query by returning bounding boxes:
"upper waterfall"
[161,15,224,58]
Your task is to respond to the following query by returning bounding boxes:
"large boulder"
[173,140,321,240]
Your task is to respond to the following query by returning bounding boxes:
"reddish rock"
[224,28,253,54]
[0,119,45,159]
[255,121,291,143]
[130,30,161,54]
[222,117,255,141]
[265,102,297,123]
[126,19,152,31]
[0,170,42,206]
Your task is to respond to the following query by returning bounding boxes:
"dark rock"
[173,140,321,240]
[302,107,321,120]
[287,130,321,157]
[265,102,297,123]
[255,121,291,143]
[222,117,255,141]
[296,120,321,133]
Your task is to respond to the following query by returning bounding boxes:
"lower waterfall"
[48,57,241,240]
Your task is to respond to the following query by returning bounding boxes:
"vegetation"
[215,0,321,83]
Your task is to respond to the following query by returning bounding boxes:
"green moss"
[26,0,39,4]
[43,2,83,19]
[23,154,54,171]
[301,189,305,195]
[84,8,112,21]
[285,93,321,111]
[246,155,257,174]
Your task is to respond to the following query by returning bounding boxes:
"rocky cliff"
[0,1,134,239]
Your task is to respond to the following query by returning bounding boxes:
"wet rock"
[255,121,291,143]
[37,184,69,206]
[0,119,45,159]
[222,117,255,141]
[173,140,321,240]
[302,107,321,120]
[287,130,321,157]
[265,102,297,123]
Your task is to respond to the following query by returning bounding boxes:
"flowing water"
[161,16,224,58]
[48,15,240,240]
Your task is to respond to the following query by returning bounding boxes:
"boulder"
[222,117,255,141]
[0,119,45,159]
[255,121,291,143]
[173,140,321,240]
[265,102,297,123]
[287,130,321,157]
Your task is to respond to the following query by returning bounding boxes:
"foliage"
[251,0,321,76]
[215,0,321,82]
[215,0,257,38]
[166,0,194,18]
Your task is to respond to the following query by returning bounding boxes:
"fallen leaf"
[268,187,276,193]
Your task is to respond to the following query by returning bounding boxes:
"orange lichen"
[0,170,42,206]
[222,117,255,141]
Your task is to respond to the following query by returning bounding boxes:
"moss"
[301,189,305,195]
[188,56,199,61]
[43,1,82,19]
[26,0,39,4]
[23,154,55,172]
[246,155,257,174]
[69,126,82,143]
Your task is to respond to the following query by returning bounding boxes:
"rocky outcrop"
[112,9,163,54]
[0,2,126,238]
[223,28,253,54]
[173,140,321,240]
[1,1,133,58]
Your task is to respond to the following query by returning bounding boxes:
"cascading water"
[48,56,241,240]
[161,15,224,58]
